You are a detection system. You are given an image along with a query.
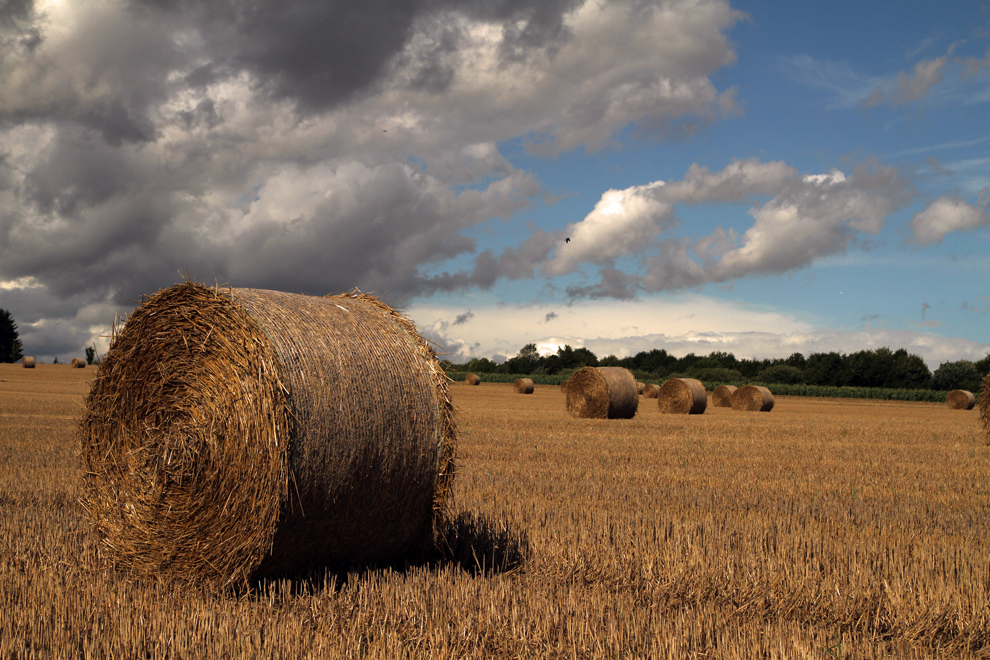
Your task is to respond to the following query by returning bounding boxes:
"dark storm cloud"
[452,310,474,325]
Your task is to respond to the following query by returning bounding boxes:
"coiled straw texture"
[565,366,638,419]
[657,378,707,415]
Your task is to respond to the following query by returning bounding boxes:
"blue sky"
[0,0,988,368]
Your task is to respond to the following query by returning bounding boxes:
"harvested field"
[3,367,990,658]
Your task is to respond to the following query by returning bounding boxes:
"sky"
[1,0,989,368]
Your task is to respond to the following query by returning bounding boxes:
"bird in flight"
[565,237,571,243]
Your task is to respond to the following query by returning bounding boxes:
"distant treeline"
[449,345,990,394]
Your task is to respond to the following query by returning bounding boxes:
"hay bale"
[22,356,35,368]
[636,381,645,395]
[730,385,774,412]
[465,373,481,385]
[513,378,535,394]
[657,378,707,415]
[78,282,456,588]
[711,384,737,407]
[559,379,570,393]
[980,375,990,443]
[641,383,660,398]
[565,366,638,419]
[946,389,976,410]
[71,357,86,368]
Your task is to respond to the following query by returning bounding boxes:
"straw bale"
[513,378,535,394]
[946,389,975,410]
[78,282,456,588]
[71,357,86,368]
[730,385,775,412]
[711,384,737,407]
[980,374,990,443]
[559,379,570,393]
[465,373,481,385]
[637,381,645,394]
[22,356,35,368]
[641,383,660,398]
[657,378,707,415]
[565,366,638,419]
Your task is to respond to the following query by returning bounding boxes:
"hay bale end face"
[641,383,660,398]
[565,366,638,419]
[513,378,535,394]
[465,373,481,385]
[78,282,456,588]
[946,389,976,410]
[980,374,990,443]
[71,357,86,368]
[730,385,774,412]
[711,385,737,408]
[22,356,35,368]
[657,378,707,415]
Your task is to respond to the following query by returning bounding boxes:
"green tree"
[504,343,540,374]
[0,309,23,363]
[804,351,845,386]
[757,364,805,385]
[932,360,980,392]
[85,345,97,365]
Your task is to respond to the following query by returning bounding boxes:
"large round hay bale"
[636,381,645,395]
[559,379,571,393]
[730,385,774,412]
[565,366,638,419]
[711,384,737,407]
[514,377,535,394]
[22,356,35,368]
[78,282,456,588]
[946,389,976,410]
[641,383,660,398]
[465,373,481,385]
[980,375,990,443]
[71,357,86,368]
[657,378,707,415]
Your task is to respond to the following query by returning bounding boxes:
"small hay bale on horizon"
[71,357,86,368]
[636,381,645,395]
[641,383,660,398]
[78,282,456,589]
[465,373,481,385]
[565,366,638,419]
[22,356,35,368]
[711,384,737,408]
[730,385,774,412]
[514,378,535,394]
[657,378,707,415]
[946,389,976,410]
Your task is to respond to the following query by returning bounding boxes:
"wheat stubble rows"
[2,364,989,658]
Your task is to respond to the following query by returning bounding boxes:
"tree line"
[455,344,990,393]
[0,308,98,365]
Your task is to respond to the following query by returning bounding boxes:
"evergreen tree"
[0,309,23,364]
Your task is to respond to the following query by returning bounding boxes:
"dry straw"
[641,383,660,398]
[980,374,990,443]
[78,282,456,589]
[71,358,86,368]
[636,381,645,395]
[946,389,976,410]
[711,384,737,407]
[514,378,535,394]
[731,385,775,412]
[559,379,571,393]
[465,373,481,385]
[657,378,707,415]
[565,366,638,419]
[22,356,35,368]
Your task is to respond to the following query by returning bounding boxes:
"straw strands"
[641,383,660,398]
[22,356,35,368]
[981,374,990,443]
[657,378,707,415]
[946,389,975,410]
[78,282,456,588]
[565,366,638,419]
[514,378,535,394]
[731,385,775,412]
[465,373,481,385]
[711,385,736,407]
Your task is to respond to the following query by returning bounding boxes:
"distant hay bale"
[465,373,481,385]
[711,385,737,408]
[946,389,975,410]
[657,378,707,415]
[71,358,86,368]
[641,383,660,398]
[980,375,990,443]
[730,385,775,412]
[565,366,638,419]
[559,379,571,393]
[637,381,645,394]
[78,282,456,589]
[22,356,35,368]
[514,378,535,394]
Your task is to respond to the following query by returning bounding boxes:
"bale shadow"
[249,510,528,598]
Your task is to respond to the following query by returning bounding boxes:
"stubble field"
[2,364,989,658]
